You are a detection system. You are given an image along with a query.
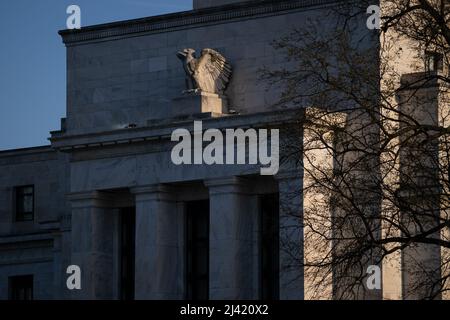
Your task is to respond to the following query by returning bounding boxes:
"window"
[425,51,443,72]
[15,185,34,221]
[260,193,279,300]
[186,200,210,300]
[9,275,33,300]
[120,207,135,300]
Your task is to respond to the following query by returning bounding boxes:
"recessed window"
[260,193,280,300]
[425,51,443,72]
[186,200,210,300]
[9,275,34,300]
[15,185,34,222]
[120,207,135,300]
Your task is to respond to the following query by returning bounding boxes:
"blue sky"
[0,0,191,151]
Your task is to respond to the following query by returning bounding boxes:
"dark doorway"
[9,275,33,300]
[185,199,210,300]
[260,193,280,300]
[120,207,135,300]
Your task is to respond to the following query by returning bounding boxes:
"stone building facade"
[0,0,446,300]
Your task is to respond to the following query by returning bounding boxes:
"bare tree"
[263,0,450,300]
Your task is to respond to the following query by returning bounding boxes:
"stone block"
[148,56,167,73]
[171,91,228,116]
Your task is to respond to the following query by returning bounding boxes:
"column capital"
[130,184,172,195]
[204,176,251,195]
[204,176,246,187]
[67,191,114,209]
[131,184,175,202]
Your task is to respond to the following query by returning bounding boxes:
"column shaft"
[206,178,259,299]
[133,185,184,299]
[69,192,115,299]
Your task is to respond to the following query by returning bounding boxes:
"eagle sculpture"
[177,48,232,95]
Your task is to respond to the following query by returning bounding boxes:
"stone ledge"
[50,108,306,152]
[146,112,226,128]
[0,234,54,246]
[194,0,251,9]
[0,145,54,158]
[399,71,442,90]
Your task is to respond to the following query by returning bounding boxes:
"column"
[276,173,304,300]
[131,185,184,299]
[68,191,115,299]
[205,177,259,300]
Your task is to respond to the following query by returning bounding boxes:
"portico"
[65,172,297,299]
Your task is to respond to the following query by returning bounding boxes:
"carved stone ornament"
[177,48,232,95]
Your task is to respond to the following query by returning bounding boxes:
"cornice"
[0,145,58,166]
[49,108,305,152]
[59,0,341,45]
[0,145,53,157]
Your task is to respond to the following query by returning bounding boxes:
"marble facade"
[1,0,438,300]
[1,0,330,300]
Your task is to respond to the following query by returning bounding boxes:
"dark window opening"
[15,185,34,222]
[9,275,33,300]
[120,207,135,300]
[425,51,443,72]
[260,193,280,300]
[186,199,210,300]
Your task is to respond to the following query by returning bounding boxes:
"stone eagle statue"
[177,48,232,95]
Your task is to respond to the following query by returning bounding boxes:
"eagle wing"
[194,49,232,95]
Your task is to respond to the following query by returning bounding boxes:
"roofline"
[0,145,54,157]
[58,0,342,45]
